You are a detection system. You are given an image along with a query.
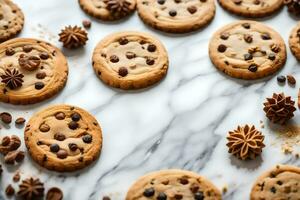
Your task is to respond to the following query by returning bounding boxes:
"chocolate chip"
[187,6,197,14]
[68,143,78,151]
[23,45,33,52]
[126,52,136,59]
[39,52,49,60]
[0,112,12,124]
[36,72,47,79]
[174,194,183,199]
[174,0,181,3]
[146,58,155,65]
[190,184,199,193]
[57,149,68,159]
[268,53,276,61]
[270,187,276,193]
[217,44,227,53]
[40,123,50,132]
[233,0,242,4]
[35,82,45,90]
[55,112,65,120]
[71,112,81,121]
[169,10,177,17]
[194,192,204,200]
[15,117,26,125]
[147,44,157,52]
[242,23,251,29]
[157,192,167,200]
[143,188,155,197]
[118,67,128,77]
[82,20,91,29]
[54,133,66,141]
[200,0,206,2]
[68,121,78,130]
[244,34,253,43]
[244,53,253,60]
[277,75,286,83]
[157,0,165,4]
[82,134,92,143]
[119,38,129,45]
[261,33,271,40]
[180,178,189,185]
[110,55,119,63]
[220,33,229,40]
[50,144,60,152]
[277,180,283,185]
[248,64,258,72]
[253,0,260,5]
[271,44,280,53]
[287,75,296,85]
[5,48,15,56]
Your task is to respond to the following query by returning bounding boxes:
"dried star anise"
[1,68,24,89]
[284,0,300,16]
[58,26,88,49]
[17,177,44,200]
[104,0,132,17]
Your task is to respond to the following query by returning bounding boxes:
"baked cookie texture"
[0,38,68,105]
[137,0,216,33]
[126,169,222,200]
[209,20,286,80]
[250,165,300,200]
[0,0,24,42]
[24,105,103,172]
[92,31,168,90]
[218,0,284,18]
[289,22,300,61]
[78,0,136,21]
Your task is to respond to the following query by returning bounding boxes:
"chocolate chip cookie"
[137,0,216,33]
[209,20,286,80]
[289,22,300,61]
[0,38,68,105]
[126,169,221,200]
[92,31,168,89]
[250,165,300,200]
[0,0,24,42]
[24,105,103,172]
[78,0,136,21]
[218,0,284,18]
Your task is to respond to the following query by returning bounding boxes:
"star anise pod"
[1,68,24,89]
[284,0,300,16]
[17,177,44,200]
[263,93,296,125]
[104,0,132,17]
[227,125,265,160]
[58,26,88,49]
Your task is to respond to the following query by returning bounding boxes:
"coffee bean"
[68,143,78,151]
[57,149,68,159]
[55,112,65,120]
[39,123,50,132]
[36,72,46,79]
[118,67,128,77]
[35,82,45,90]
[68,121,78,130]
[119,38,129,45]
[54,133,66,141]
[261,33,271,40]
[242,23,250,29]
[1,136,10,146]
[157,192,167,200]
[268,53,276,61]
[169,10,177,17]
[15,117,26,125]
[126,52,136,59]
[277,75,286,83]
[220,33,229,40]
[217,44,227,53]
[287,75,296,85]
[143,188,155,197]
[110,55,119,63]
[248,64,258,72]
[147,44,157,52]
[187,6,197,14]
[194,192,204,200]
[157,0,165,4]
[244,34,253,43]
[5,48,15,56]
[0,112,12,124]
[244,53,253,60]
[82,134,92,143]
[50,144,60,152]
[23,45,33,52]
[71,112,81,121]
[39,52,49,60]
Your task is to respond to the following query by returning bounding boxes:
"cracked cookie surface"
[289,22,300,61]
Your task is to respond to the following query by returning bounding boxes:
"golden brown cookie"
[92,31,168,89]
[209,20,286,80]
[24,105,103,172]
[250,165,300,200]
[218,0,284,18]
[289,22,300,61]
[0,0,24,42]
[0,38,68,105]
[126,169,222,200]
[137,0,216,33]
[78,0,136,21]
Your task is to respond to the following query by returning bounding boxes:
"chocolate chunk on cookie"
[209,20,286,80]
[0,0,24,42]
[92,31,168,89]
[289,22,300,61]
[137,0,216,33]
[250,165,300,200]
[78,0,136,21]
[126,169,221,200]
[0,38,68,105]
[218,0,284,18]
[24,105,103,172]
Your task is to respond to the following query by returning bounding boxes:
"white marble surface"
[0,0,300,200]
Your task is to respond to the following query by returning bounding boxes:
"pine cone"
[284,0,300,16]
[263,93,296,125]
[227,125,265,160]
[58,26,88,49]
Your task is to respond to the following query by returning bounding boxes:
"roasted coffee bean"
[40,123,50,132]
[39,52,49,60]
[15,117,26,125]
[0,112,12,124]
[277,75,286,83]
[36,72,47,79]
[23,45,33,52]
[55,112,65,120]
[287,75,296,85]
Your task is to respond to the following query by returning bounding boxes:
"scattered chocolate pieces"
[46,187,63,200]
[284,0,300,16]
[1,112,12,124]
[287,75,296,85]
[15,117,26,125]
[277,75,286,83]
[4,150,25,164]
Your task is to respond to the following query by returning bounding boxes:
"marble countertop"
[1,1,300,200]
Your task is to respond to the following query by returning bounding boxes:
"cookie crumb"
[222,185,228,194]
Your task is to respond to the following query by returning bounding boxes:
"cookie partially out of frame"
[218,0,284,18]
[0,38,68,105]
[92,31,168,90]
[0,0,24,42]
[78,0,136,21]
[137,0,216,33]
[24,105,103,172]
[209,20,286,80]
[250,165,300,200]
[126,169,221,200]
[289,22,300,61]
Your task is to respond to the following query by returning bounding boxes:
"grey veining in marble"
[0,1,300,200]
